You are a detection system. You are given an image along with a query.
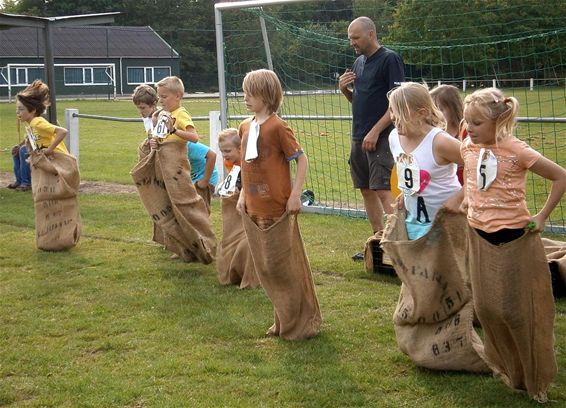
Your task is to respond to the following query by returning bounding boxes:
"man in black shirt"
[339,16,405,259]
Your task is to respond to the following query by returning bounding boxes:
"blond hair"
[430,84,463,133]
[463,88,519,142]
[16,79,50,116]
[132,84,158,106]
[218,128,240,148]
[242,69,283,113]
[156,76,184,96]
[388,82,445,129]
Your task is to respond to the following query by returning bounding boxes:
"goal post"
[213,0,566,232]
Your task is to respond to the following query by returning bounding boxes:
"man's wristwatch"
[169,128,177,134]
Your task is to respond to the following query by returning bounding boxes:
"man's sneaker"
[16,185,31,192]
[7,182,20,189]
[351,252,364,261]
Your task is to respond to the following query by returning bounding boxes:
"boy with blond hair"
[236,69,321,340]
[150,76,198,145]
[131,76,216,264]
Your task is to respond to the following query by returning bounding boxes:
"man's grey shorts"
[349,137,393,190]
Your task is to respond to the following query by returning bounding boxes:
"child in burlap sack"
[388,82,464,240]
[380,83,489,373]
[216,128,260,289]
[132,84,159,138]
[462,87,566,402]
[16,80,80,250]
[236,69,322,340]
[131,77,216,263]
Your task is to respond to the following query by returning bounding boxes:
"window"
[127,66,171,84]
[0,67,7,85]
[64,66,112,85]
[0,66,44,86]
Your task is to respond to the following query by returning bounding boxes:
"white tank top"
[389,127,461,239]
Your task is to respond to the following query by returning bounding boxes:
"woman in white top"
[388,82,463,240]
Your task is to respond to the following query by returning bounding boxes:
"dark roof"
[0,25,179,58]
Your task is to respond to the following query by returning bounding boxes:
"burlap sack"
[195,184,213,215]
[242,212,322,340]
[381,208,489,372]
[131,141,216,264]
[541,237,566,286]
[216,193,260,289]
[29,151,81,251]
[468,228,557,402]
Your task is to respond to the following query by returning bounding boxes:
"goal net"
[215,0,566,232]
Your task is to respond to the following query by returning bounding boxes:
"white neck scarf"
[244,119,260,162]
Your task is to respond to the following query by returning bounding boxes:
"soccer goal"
[214,0,566,232]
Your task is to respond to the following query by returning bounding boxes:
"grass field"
[1,188,565,407]
[0,89,565,406]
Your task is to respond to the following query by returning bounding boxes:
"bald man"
[339,17,405,259]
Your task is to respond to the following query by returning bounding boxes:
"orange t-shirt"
[224,159,241,172]
[461,136,541,232]
[239,115,303,219]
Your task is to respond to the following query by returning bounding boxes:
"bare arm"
[338,70,355,103]
[44,126,68,155]
[287,153,308,214]
[528,156,566,232]
[172,125,199,143]
[433,131,464,166]
[197,149,217,188]
[432,132,465,212]
[236,186,246,214]
[362,113,393,152]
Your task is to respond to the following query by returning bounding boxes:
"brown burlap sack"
[468,228,557,402]
[541,238,566,286]
[30,151,81,251]
[195,184,213,215]
[242,212,322,340]
[216,193,260,289]
[381,207,489,372]
[131,141,216,264]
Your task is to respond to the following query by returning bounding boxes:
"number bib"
[396,153,421,195]
[25,126,38,151]
[152,111,171,139]
[218,165,241,197]
[476,148,497,191]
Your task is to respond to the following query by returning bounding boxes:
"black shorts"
[349,137,393,190]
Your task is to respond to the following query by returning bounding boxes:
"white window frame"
[0,64,45,87]
[63,65,114,86]
[127,66,171,85]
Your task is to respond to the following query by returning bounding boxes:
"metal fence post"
[208,111,224,182]
[65,108,79,165]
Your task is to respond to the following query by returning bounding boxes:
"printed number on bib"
[25,126,38,151]
[476,148,497,191]
[396,153,421,195]
[218,165,241,197]
[152,112,171,139]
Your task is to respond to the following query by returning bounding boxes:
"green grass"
[1,190,565,407]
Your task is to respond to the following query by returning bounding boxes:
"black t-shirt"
[351,46,405,141]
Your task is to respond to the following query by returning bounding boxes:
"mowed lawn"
[0,90,565,406]
[1,190,565,407]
